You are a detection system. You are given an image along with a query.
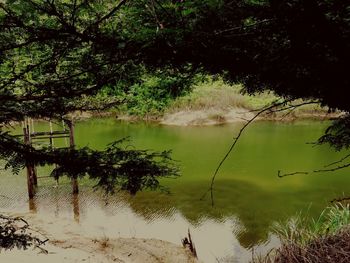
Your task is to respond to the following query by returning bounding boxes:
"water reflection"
[72,194,80,223]
[28,198,37,212]
[0,171,346,262]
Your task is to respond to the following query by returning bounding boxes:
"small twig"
[279,108,296,120]
[267,101,320,114]
[277,154,350,178]
[91,0,127,27]
[214,19,274,35]
[324,153,350,168]
[278,170,309,178]
[314,162,350,173]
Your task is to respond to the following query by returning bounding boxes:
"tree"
[0,0,186,196]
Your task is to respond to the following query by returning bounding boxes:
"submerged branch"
[277,152,350,178]
[324,153,350,168]
[277,170,309,178]
[314,163,350,173]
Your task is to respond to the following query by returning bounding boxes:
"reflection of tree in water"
[125,179,276,248]
[5,173,348,250]
[116,178,340,249]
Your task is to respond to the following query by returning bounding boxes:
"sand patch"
[160,107,343,126]
[0,212,198,263]
[161,108,255,126]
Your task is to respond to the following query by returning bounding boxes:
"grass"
[167,78,277,112]
[96,75,333,121]
[166,78,329,119]
[253,203,350,263]
[273,203,350,246]
[92,236,111,250]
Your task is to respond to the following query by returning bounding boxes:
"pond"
[1,118,349,262]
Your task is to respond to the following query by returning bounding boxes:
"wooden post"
[23,127,34,199]
[68,120,79,194]
[26,123,38,186]
[32,166,38,186]
[49,121,53,147]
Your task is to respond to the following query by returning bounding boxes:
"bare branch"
[214,19,275,35]
[91,0,127,27]
[314,163,350,173]
[274,153,350,178]
[244,100,318,113]
[200,99,293,206]
[324,153,350,168]
[277,170,309,178]
[267,100,320,114]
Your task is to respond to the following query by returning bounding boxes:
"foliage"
[0,132,178,195]
[168,76,277,111]
[318,115,350,151]
[150,0,350,113]
[104,69,193,116]
[1,0,349,111]
[0,214,47,252]
[1,0,348,170]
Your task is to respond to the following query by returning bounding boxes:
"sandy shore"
[160,108,342,126]
[62,104,343,126]
[160,108,255,126]
[0,212,198,263]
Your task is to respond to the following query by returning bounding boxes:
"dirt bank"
[159,108,342,126]
[0,212,198,263]
[160,108,255,126]
[55,102,343,126]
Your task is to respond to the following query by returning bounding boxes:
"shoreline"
[0,211,198,263]
[110,107,343,126]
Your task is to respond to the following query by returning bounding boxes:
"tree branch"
[324,153,350,168]
[200,99,293,206]
[314,163,350,173]
[277,170,309,178]
[90,0,128,27]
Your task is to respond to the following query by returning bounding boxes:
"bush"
[103,69,194,117]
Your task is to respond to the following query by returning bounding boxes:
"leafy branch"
[0,214,48,253]
[0,132,179,195]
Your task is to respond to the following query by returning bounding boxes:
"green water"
[1,118,349,262]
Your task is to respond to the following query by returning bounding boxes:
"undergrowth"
[253,203,350,263]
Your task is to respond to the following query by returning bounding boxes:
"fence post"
[23,127,34,199]
[26,122,38,186]
[68,120,79,194]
